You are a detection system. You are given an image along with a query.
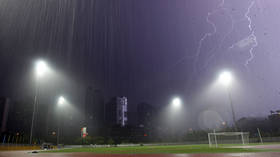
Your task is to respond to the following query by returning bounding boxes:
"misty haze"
[0,0,280,156]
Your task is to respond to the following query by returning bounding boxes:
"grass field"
[45,144,280,154]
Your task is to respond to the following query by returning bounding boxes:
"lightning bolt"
[194,0,225,73]
[244,1,257,68]
[169,0,226,72]
[228,1,257,68]
[202,7,235,70]
[194,0,241,72]
[173,0,257,73]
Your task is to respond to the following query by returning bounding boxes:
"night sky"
[0,0,280,128]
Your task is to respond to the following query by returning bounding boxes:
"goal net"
[208,132,249,147]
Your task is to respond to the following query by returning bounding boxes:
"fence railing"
[1,136,280,151]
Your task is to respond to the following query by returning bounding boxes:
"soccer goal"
[208,132,249,147]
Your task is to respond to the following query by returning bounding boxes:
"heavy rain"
[0,0,280,156]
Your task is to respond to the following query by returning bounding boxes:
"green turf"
[45,144,280,154]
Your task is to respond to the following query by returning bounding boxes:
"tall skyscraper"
[106,97,128,127]
[116,97,128,127]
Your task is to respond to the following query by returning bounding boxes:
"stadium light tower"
[29,60,49,145]
[57,96,67,146]
[218,71,237,130]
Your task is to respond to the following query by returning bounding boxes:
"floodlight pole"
[57,109,63,147]
[29,79,39,145]
[57,120,60,146]
[227,87,237,131]
[57,96,65,147]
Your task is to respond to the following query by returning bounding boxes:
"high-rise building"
[116,97,128,127]
[106,97,128,127]
[137,102,155,128]
[84,87,105,135]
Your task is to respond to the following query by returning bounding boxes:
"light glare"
[58,96,65,107]
[172,97,182,108]
[218,71,233,87]
[35,60,48,77]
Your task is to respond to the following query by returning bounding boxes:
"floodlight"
[58,96,66,107]
[35,60,48,77]
[172,97,182,108]
[218,71,233,87]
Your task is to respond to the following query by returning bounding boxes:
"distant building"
[0,97,10,133]
[268,110,280,121]
[237,117,267,132]
[137,102,155,128]
[84,87,105,135]
[116,97,128,126]
[106,97,128,127]
[268,110,280,129]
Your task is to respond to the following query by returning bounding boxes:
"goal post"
[208,132,249,147]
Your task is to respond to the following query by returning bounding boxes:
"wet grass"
[45,144,280,154]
